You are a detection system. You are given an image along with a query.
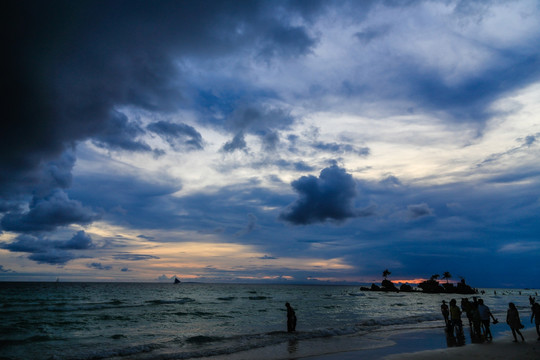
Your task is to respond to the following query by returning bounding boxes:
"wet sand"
[384,328,539,360]
[305,328,539,360]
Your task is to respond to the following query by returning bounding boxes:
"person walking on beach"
[286,302,296,333]
[441,300,450,327]
[506,302,525,342]
[531,302,540,341]
[477,299,497,341]
[449,299,463,336]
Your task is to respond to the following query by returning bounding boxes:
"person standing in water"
[286,302,297,332]
[449,299,463,336]
[441,300,450,327]
[506,302,525,342]
[477,299,497,341]
[531,301,540,341]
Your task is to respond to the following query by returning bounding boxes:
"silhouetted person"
[470,301,483,342]
[461,298,473,327]
[531,302,540,341]
[286,302,296,332]
[441,300,449,327]
[449,299,463,336]
[506,302,525,342]
[477,299,496,341]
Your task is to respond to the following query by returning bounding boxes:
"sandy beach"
[384,328,540,360]
[304,328,540,360]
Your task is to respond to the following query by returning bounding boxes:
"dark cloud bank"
[1,231,95,265]
[1,0,320,234]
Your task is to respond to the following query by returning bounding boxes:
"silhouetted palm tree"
[430,274,440,281]
[383,269,391,280]
[442,271,452,284]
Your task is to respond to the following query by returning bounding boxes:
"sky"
[2,0,540,287]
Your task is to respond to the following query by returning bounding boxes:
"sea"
[0,282,538,360]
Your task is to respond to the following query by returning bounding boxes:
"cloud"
[147,121,204,151]
[355,25,391,44]
[59,230,95,250]
[92,110,151,152]
[235,213,257,236]
[312,142,370,156]
[222,132,248,153]
[258,255,277,260]
[280,165,361,225]
[477,132,540,168]
[68,173,181,230]
[113,254,160,261]
[1,231,96,265]
[498,242,540,254]
[1,190,100,232]
[0,265,14,273]
[29,250,78,266]
[3,0,319,233]
[87,262,112,271]
[406,203,434,220]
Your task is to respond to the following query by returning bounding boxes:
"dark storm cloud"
[1,190,100,232]
[3,0,319,228]
[280,165,363,225]
[402,55,540,123]
[222,104,295,150]
[147,121,204,150]
[92,110,151,152]
[1,231,95,265]
[59,231,95,250]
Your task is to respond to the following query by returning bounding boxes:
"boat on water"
[174,278,181,284]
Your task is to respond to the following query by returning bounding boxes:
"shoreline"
[303,327,539,360]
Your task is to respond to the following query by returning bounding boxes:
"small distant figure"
[441,300,450,326]
[449,299,463,336]
[286,302,296,333]
[531,302,540,341]
[506,303,525,342]
[477,299,497,341]
[529,295,535,306]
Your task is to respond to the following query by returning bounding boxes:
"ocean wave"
[145,298,196,305]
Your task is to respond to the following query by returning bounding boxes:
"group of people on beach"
[440,295,540,343]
